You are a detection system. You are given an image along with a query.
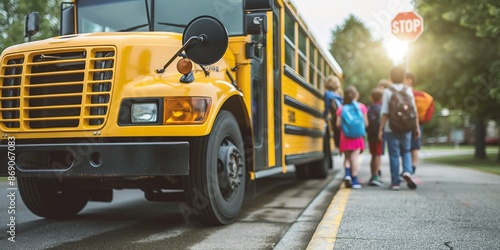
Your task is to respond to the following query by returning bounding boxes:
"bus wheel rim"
[217,138,243,200]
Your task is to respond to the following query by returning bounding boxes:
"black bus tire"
[295,164,310,179]
[18,177,89,219]
[183,111,246,225]
[309,157,330,179]
[308,125,332,179]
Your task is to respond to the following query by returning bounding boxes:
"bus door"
[250,4,282,170]
[272,5,282,168]
[250,30,268,169]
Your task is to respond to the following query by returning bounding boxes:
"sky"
[290,0,415,64]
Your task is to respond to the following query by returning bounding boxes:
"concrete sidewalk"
[308,150,500,249]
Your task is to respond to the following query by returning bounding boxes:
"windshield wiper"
[119,0,152,32]
[157,22,187,29]
[118,23,149,32]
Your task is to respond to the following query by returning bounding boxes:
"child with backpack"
[323,75,344,151]
[336,86,368,189]
[378,66,420,190]
[367,88,384,187]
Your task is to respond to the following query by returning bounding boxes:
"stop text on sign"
[392,19,422,34]
[391,11,424,42]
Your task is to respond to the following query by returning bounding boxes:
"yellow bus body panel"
[0,33,248,139]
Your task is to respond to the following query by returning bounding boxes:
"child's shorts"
[369,140,383,156]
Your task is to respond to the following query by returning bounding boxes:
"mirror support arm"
[157,35,206,73]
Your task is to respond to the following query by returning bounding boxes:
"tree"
[329,15,393,104]
[441,0,500,160]
[411,0,500,160]
[0,0,62,53]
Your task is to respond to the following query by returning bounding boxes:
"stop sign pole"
[391,11,424,70]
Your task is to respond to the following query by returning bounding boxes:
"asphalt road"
[309,148,500,250]
[0,169,340,250]
[2,148,499,250]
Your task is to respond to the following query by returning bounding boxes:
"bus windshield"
[77,0,243,35]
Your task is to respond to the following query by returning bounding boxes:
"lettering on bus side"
[287,110,296,123]
[203,65,220,72]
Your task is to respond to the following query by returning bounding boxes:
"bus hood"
[2,32,236,79]
[3,32,184,54]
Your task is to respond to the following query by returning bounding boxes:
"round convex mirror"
[182,16,228,66]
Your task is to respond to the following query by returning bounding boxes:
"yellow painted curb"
[306,187,350,250]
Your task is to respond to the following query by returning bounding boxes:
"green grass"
[421,144,498,151]
[422,144,470,150]
[425,152,500,175]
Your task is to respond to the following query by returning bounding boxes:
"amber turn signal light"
[177,58,193,75]
[164,97,211,124]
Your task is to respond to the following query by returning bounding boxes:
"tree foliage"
[411,0,500,114]
[329,3,500,160]
[329,15,393,104]
[0,0,62,53]
[442,0,500,103]
[410,0,500,159]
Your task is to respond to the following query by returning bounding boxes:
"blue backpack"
[341,102,366,138]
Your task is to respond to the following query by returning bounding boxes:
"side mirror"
[157,16,228,73]
[182,16,228,65]
[60,4,75,35]
[25,12,40,41]
[244,0,273,12]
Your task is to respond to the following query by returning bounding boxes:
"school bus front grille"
[0,47,116,131]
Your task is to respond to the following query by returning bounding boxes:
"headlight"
[131,103,158,123]
[164,97,211,124]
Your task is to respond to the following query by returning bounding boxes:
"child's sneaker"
[391,184,400,191]
[402,172,417,190]
[369,176,383,187]
[412,176,423,184]
[344,176,352,188]
[399,173,406,183]
[351,176,361,189]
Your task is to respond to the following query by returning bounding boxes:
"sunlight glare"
[384,38,408,64]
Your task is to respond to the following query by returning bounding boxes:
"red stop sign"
[391,11,424,42]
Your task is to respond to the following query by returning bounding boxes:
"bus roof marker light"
[156,16,228,74]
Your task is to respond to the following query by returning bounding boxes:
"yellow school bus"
[0,0,343,225]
